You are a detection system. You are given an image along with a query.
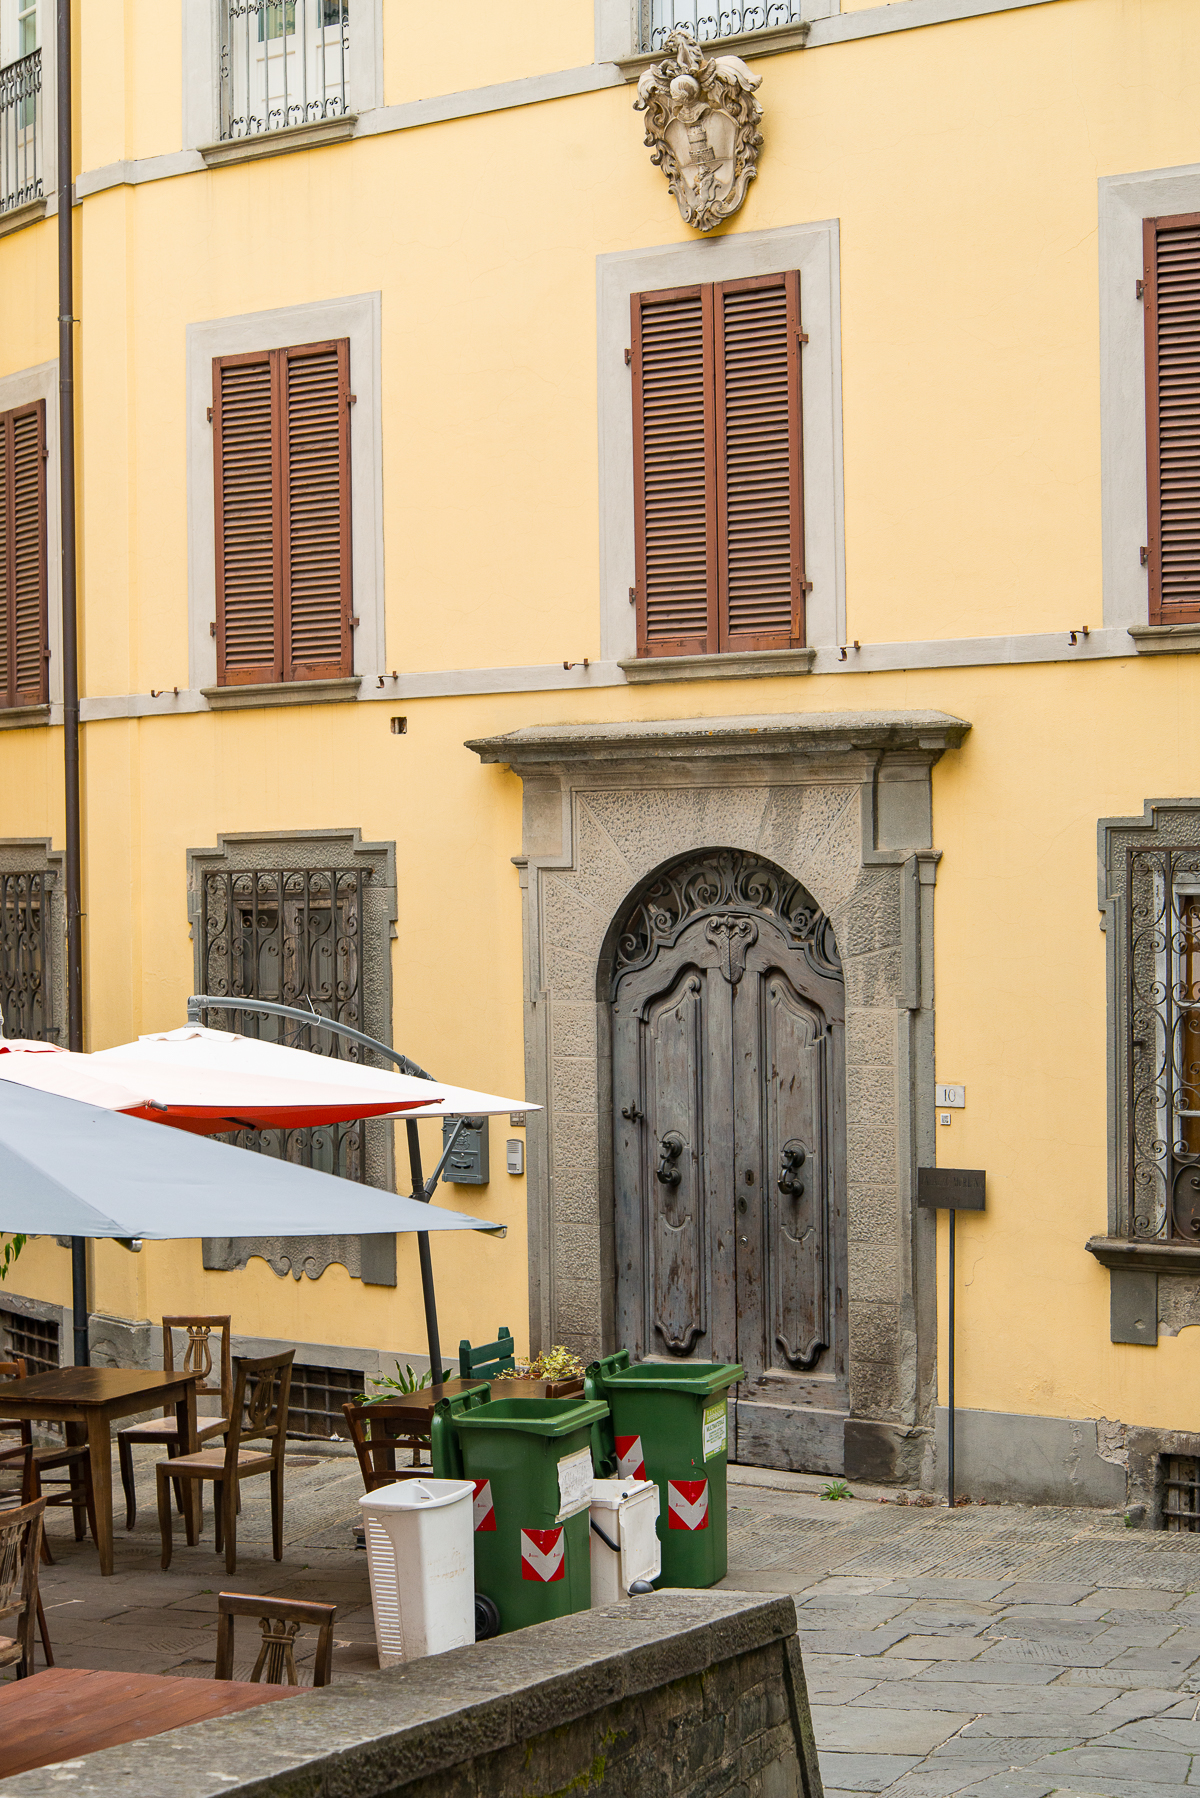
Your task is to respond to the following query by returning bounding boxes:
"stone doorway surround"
[467,711,970,1484]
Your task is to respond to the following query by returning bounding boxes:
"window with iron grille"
[218,1,350,142]
[1162,1456,1200,1530]
[212,338,352,688]
[631,272,806,658]
[0,869,53,1039]
[287,1362,362,1438]
[198,865,367,1180]
[0,1,42,218]
[0,1307,59,1377]
[639,1,803,52]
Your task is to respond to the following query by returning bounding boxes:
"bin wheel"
[474,1593,501,1640]
[627,1580,656,1596]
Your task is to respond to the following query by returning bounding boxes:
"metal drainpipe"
[57,0,87,1367]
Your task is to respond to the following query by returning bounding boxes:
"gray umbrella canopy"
[0,1084,505,1240]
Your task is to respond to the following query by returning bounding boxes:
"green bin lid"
[450,1396,610,1437]
[597,1360,743,1396]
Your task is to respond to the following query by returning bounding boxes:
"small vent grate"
[1162,1456,1200,1530]
[287,1362,363,1439]
[0,1308,59,1378]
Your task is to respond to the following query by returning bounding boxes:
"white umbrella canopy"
[0,1082,506,1240]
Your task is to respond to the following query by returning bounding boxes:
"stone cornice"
[466,710,971,773]
[1085,1236,1200,1275]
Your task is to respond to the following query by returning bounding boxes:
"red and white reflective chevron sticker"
[615,1435,645,1480]
[520,1527,566,1582]
[472,1479,495,1533]
[667,1479,710,1531]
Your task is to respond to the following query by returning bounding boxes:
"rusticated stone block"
[844,1005,897,1066]
[550,999,602,1060]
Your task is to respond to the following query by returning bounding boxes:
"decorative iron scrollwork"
[778,1141,806,1196]
[0,871,52,1041]
[613,849,840,996]
[621,1103,644,1123]
[656,1131,684,1186]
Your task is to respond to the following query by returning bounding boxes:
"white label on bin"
[702,1401,726,1462]
[556,1447,594,1521]
[472,1479,496,1532]
[616,1435,645,1480]
[521,1527,565,1581]
[668,1479,710,1531]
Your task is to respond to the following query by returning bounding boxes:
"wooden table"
[0,1367,198,1576]
[0,1666,302,1780]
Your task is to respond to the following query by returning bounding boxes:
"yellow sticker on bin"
[702,1401,726,1461]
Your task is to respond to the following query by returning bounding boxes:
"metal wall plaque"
[916,1167,986,1210]
[443,1116,490,1185]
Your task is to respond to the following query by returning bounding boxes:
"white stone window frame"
[181,0,383,151]
[0,0,56,235]
[1099,161,1200,635]
[597,221,846,664]
[0,361,62,713]
[593,0,839,62]
[185,292,385,695]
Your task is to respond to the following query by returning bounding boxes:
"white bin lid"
[591,1478,658,1511]
[360,1478,474,1513]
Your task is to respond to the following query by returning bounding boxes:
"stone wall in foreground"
[3,1591,824,1798]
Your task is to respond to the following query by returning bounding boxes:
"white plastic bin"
[360,1477,475,1666]
[589,1477,661,1605]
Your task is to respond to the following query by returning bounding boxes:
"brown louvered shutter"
[0,401,48,709]
[631,274,804,657]
[632,284,716,656]
[213,338,351,685]
[715,272,805,650]
[282,339,352,681]
[1145,215,1200,625]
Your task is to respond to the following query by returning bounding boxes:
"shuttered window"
[212,338,352,685]
[0,400,48,710]
[1145,215,1200,625]
[631,271,805,657]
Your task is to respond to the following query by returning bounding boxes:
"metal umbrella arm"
[187,994,475,1384]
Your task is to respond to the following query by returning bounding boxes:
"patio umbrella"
[0,1082,506,1241]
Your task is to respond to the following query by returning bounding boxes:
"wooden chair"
[0,1497,49,1680]
[0,1360,97,1567]
[118,1315,232,1530]
[457,1326,515,1381]
[157,1350,293,1576]
[215,1592,335,1687]
[342,1400,431,1493]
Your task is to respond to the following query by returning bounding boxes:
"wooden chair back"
[341,1401,431,1491]
[224,1351,294,1474]
[457,1326,514,1381]
[215,1592,334,1687]
[0,1360,31,1461]
[0,1495,45,1677]
[162,1316,232,1417]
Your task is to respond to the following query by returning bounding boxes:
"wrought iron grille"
[198,866,367,1180]
[287,1362,363,1438]
[0,1308,58,1377]
[0,871,53,1041]
[1126,846,1200,1241]
[0,48,41,215]
[219,1,350,142]
[640,0,803,51]
[1162,1456,1200,1531]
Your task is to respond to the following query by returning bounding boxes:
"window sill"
[202,677,361,712]
[1085,1235,1200,1274]
[615,20,811,80]
[0,196,47,239]
[0,704,50,731]
[619,648,815,685]
[1128,624,1200,655]
[199,113,358,169]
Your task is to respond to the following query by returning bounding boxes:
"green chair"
[457,1327,515,1382]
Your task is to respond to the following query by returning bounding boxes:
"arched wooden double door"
[610,852,847,1461]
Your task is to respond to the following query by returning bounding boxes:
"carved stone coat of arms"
[634,29,763,233]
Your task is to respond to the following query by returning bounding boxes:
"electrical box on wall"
[506,1138,525,1176]
[443,1116,489,1185]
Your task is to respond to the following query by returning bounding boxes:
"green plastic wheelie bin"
[431,1386,610,1636]
[586,1352,743,1589]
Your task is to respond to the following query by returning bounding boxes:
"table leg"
[174,1384,199,1547]
[86,1414,114,1577]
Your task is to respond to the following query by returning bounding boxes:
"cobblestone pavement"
[721,1465,1200,1798]
[12,1446,1200,1797]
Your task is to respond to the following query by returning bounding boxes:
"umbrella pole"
[405,1120,443,1386]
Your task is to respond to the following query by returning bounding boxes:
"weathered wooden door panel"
[763,969,827,1371]
[645,969,707,1355]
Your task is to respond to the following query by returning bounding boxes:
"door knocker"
[656,1131,684,1186]
[778,1141,806,1196]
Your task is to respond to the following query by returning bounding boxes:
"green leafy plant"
[496,1346,585,1382]
[0,1235,26,1283]
[359,1361,434,1403]
[820,1479,853,1502]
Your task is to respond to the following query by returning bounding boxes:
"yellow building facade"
[1,0,1199,1508]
